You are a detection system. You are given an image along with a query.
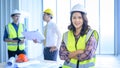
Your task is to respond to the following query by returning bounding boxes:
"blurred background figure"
[33,8,62,61]
[3,9,26,59]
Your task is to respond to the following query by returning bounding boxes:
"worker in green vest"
[3,9,26,59]
[59,4,99,68]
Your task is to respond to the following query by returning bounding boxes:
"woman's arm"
[59,33,98,62]
[68,49,84,59]
[59,41,70,62]
[77,34,98,61]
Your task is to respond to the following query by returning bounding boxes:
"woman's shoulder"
[86,28,99,43]
[63,30,72,34]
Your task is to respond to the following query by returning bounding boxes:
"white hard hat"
[71,4,86,14]
[11,9,21,16]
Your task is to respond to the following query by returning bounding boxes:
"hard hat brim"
[11,13,21,17]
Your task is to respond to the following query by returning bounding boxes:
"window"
[43,0,115,55]
[100,0,114,54]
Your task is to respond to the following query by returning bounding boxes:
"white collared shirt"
[44,20,62,48]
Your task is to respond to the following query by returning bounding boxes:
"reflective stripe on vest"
[7,23,25,51]
[63,56,95,68]
[62,29,98,68]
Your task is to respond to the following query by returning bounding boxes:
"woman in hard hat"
[33,8,62,61]
[3,9,26,59]
[59,4,99,68]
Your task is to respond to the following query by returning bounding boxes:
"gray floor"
[95,55,120,68]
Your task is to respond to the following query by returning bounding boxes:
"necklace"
[74,32,80,39]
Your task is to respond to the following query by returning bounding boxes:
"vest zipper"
[74,35,80,68]
[74,32,80,68]
[17,26,19,50]
[75,40,79,68]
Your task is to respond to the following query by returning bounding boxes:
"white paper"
[14,60,59,68]
[14,60,40,68]
[22,31,45,43]
[6,57,15,67]
[6,60,60,68]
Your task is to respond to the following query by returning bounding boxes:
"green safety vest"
[7,23,25,51]
[62,29,99,68]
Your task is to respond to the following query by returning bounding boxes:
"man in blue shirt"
[3,9,26,59]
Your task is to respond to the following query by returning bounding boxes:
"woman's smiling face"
[72,12,83,29]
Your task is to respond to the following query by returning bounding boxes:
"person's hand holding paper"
[22,31,45,43]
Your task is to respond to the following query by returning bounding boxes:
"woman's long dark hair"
[68,11,89,36]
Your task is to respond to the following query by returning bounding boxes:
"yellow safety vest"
[7,23,25,51]
[62,29,99,68]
